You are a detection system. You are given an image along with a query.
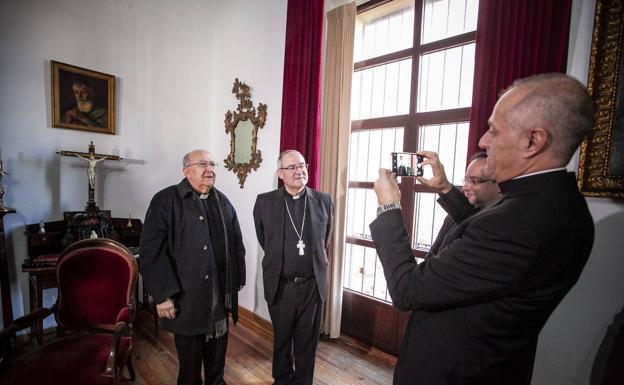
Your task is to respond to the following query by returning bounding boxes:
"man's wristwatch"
[376,202,402,216]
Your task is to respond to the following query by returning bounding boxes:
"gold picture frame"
[224,78,267,188]
[51,61,115,135]
[577,0,624,199]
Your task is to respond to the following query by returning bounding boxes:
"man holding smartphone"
[370,74,594,384]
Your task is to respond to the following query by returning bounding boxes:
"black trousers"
[174,332,228,385]
[268,278,322,385]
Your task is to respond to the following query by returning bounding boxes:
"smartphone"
[391,152,424,177]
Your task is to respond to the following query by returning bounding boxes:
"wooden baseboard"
[237,306,273,338]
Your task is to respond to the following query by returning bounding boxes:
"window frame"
[346,0,477,285]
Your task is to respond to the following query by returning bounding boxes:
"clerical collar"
[513,167,567,180]
[197,188,213,199]
[286,188,306,200]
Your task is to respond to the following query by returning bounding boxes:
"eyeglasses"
[462,177,496,185]
[279,163,309,172]
[185,161,218,169]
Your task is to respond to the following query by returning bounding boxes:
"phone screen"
[391,152,423,177]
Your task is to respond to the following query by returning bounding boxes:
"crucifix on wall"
[57,141,122,211]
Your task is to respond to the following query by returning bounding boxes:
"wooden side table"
[21,265,57,344]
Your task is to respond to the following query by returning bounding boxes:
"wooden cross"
[57,141,122,211]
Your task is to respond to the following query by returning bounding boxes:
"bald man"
[140,150,246,385]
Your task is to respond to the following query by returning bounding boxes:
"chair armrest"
[103,322,130,377]
[88,304,133,333]
[0,306,56,337]
[115,304,134,324]
[0,305,55,374]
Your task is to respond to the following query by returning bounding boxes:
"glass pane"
[348,128,404,182]
[418,123,469,185]
[412,192,447,250]
[345,188,378,239]
[343,244,390,302]
[417,43,476,112]
[367,130,383,181]
[352,59,412,120]
[343,244,365,292]
[373,254,389,300]
[421,0,479,44]
[362,247,377,296]
[363,190,378,238]
[351,71,361,119]
[354,0,415,62]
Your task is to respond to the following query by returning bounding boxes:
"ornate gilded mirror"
[224,78,267,187]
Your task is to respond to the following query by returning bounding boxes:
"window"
[344,0,478,301]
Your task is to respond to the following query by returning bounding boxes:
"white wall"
[0,0,286,326]
[531,0,624,384]
[208,0,287,320]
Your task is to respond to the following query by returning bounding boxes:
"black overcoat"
[140,179,246,335]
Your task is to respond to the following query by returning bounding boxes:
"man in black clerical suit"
[424,151,500,256]
[370,74,595,385]
[253,150,333,385]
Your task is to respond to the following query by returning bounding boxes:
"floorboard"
[130,309,395,384]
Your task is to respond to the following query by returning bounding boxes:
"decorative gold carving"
[224,78,267,188]
[578,0,624,199]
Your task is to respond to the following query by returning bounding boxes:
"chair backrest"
[55,238,137,329]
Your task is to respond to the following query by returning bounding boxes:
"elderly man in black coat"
[140,149,245,385]
[371,74,595,385]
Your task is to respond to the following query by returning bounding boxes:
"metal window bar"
[456,46,464,107]
[462,0,469,31]
[444,0,451,42]
[360,245,365,293]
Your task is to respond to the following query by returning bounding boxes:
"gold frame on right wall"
[578,0,624,199]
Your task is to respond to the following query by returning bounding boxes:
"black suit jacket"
[428,187,477,256]
[253,187,333,305]
[370,171,594,384]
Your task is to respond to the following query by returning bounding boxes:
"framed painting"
[51,61,115,135]
[577,0,624,199]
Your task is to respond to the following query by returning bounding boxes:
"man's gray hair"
[183,150,210,167]
[503,73,594,163]
[277,149,304,168]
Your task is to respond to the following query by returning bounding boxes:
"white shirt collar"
[513,167,567,180]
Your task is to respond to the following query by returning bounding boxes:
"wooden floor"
[130,309,396,385]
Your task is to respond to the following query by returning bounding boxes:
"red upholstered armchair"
[0,238,138,385]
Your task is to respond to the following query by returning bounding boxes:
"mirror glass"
[234,119,253,164]
[224,78,267,188]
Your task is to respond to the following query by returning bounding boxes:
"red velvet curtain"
[467,0,573,158]
[279,0,324,189]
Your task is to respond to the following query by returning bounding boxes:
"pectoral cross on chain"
[297,240,306,256]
